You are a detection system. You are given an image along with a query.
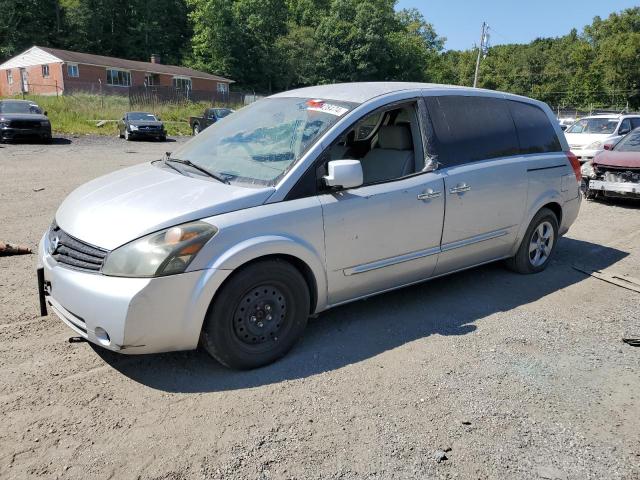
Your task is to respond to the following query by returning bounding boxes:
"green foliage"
[1,1,639,110]
[188,0,445,90]
[443,7,640,109]
[23,93,206,136]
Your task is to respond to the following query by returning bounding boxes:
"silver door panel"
[435,157,529,275]
[321,174,445,305]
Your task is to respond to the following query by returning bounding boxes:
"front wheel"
[201,259,310,369]
[506,208,559,274]
[124,129,130,141]
[192,124,200,136]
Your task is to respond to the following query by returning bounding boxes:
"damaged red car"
[582,127,640,200]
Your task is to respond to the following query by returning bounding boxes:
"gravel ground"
[1,136,639,480]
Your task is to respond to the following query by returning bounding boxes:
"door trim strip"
[343,246,440,276]
[440,228,511,253]
[344,227,513,276]
[527,164,565,172]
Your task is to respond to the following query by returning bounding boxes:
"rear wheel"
[506,208,558,274]
[201,259,310,369]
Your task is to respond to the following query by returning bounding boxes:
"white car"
[565,114,640,162]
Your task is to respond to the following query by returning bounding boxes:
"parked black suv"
[0,100,52,143]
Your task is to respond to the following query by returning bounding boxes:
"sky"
[397,0,639,51]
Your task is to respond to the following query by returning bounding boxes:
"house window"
[106,68,131,87]
[144,73,156,86]
[42,65,50,78]
[173,77,192,92]
[67,64,79,77]
[217,82,229,94]
[6,70,13,85]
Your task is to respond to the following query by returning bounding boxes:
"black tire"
[160,135,167,142]
[201,259,310,369]
[506,208,559,274]
[124,129,130,141]
[192,123,200,135]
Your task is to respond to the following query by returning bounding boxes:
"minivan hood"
[565,132,612,148]
[55,162,274,250]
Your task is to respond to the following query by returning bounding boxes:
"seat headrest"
[378,125,412,150]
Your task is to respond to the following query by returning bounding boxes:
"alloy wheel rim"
[528,220,554,267]
[233,285,287,346]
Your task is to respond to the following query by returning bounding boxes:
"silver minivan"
[38,83,582,369]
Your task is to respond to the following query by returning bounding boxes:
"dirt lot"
[1,136,639,480]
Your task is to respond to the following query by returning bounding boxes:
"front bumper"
[570,148,602,163]
[38,233,231,354]
[128,129,165,139]
[588,179,640,198]
[1,125,51,141]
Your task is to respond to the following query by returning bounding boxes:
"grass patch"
[8,93,231,136]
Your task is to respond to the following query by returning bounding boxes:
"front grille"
[10,120,41,129]
[49,224,109,272]
[139,125,160,130]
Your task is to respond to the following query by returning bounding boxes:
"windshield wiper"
[164,153,230,184]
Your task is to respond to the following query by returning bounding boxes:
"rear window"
[508,101,562,154]
[425,96,519,166]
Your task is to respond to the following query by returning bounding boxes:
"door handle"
[417,189,441,201]
[449,183,471,194]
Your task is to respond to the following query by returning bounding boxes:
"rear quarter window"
[508,101,562,154]
[425,95,519,166]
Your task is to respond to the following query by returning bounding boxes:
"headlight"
[129,125,138,131]
[40,120,50,126]
[580,161,595,178]
[586,141,603,150]
[102,221,217,277]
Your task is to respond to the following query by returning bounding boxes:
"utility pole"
[473,22,489,88]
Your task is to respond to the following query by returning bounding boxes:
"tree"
[0,0,59,60]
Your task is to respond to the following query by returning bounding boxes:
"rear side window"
[508,101,562,154]
[631,118,640,129]
[425,96,519,166]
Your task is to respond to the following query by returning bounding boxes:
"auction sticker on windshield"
[306,99,349,116]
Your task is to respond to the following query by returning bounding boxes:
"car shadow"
[93,237,628,393]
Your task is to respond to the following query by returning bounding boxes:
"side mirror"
[157,117,161,121]
[323,160,363,189]
[44,111,48,116]
[603,144,614,151]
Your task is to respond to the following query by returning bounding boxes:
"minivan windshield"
[614,129,640,152]
[0,102,43,114]
[171,97,356,186]
[566,117,618,134]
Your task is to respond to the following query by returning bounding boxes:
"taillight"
[567,151,581,182]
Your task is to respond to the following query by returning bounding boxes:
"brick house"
[0,46,233,98]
